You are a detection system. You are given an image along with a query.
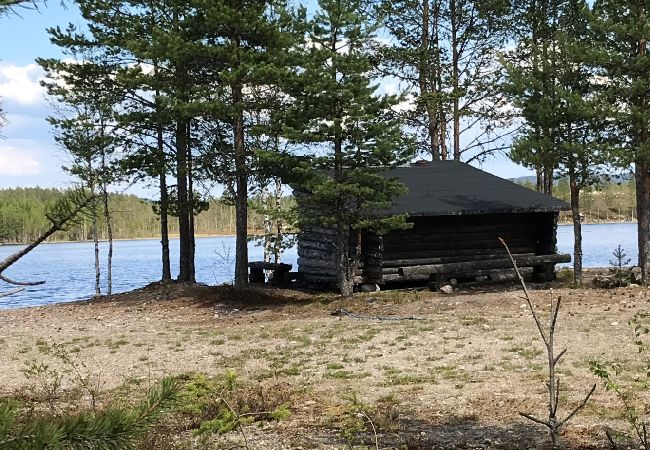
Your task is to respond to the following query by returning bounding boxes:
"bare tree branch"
[0,191,94,292]
[0,274,45,286]
[557,384,596,428]
[500,237,595,448]
[0,287,25,299]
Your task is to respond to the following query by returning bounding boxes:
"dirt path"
[0,282,647,448]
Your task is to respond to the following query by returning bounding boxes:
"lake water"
[0,223,638,309]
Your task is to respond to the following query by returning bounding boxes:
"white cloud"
[0,63,45,105]
[0,144,41,176]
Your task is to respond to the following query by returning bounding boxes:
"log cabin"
[295,160,571,289]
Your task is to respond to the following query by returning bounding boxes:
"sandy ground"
[0,280,648,449]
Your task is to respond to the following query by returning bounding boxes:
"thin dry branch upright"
[499,237,596,448]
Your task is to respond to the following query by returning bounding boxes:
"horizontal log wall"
[295,211,560,286]
[378,212,558,284]
[297,228,338,283]
[297,228,383,285]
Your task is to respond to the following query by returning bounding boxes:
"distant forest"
[0,182,635,245]
[538,179,636,224]
[0,187,291,244]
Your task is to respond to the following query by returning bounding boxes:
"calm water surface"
[0,223,638,309]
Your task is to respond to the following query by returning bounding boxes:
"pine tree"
[285,0,415,296]
[591,0,650,283]
[0,0,46,16]
[39,1,181,282]
[377,0,511,162]
[189,0,301,287]
[503,0,559,196]
[504,0,607,285]
[552,0,608,285]
[39,46,121,294]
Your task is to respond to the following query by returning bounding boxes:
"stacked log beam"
[296,212,564,286]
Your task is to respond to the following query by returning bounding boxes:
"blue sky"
[0,2,533,196]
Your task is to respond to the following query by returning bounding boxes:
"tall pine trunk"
[101,182,113,295]
[536,166,544,192]
[434,4,447,160]
[187,121,195,282]
[99,144,113,295]
[450,0,460,160]
[569,173,582,285]
[157,123,171,281]
[92,214,100,296]
[636,22,649,285]
[545,167,553,196]
[274,177,283,264]
[334,140,354,296]
[636,161,650,284]
[262,185,272,263]
[336,221,354,297]
[176,118,193,282]
[233,82,249,288]
[420,0,440,161]
[330,28,354,297]
[88,165,101,296]
[338,228,362,298]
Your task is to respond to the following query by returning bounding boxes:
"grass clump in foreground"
[1,369,295,450]
[0,377,180,450]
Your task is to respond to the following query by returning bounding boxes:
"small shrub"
[178,371,293,437]
[338,393,402,448]
[21,342,103,412]
[590,312,650,449]
[609,245,632,287]
[21,361,63,412]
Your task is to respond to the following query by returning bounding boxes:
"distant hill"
[510,173,633,187]
[509,175,536,186]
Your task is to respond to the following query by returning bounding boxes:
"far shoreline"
[0,221,636,247]
[0,231,299,247]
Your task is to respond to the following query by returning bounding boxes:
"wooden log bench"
[248,261,292,285]
[397,253,571,289]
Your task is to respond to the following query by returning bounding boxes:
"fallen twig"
[218,394,250,450]
[331,308,424,321]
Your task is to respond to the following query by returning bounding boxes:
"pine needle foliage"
[282,0,415,295]
[0,377,180,450]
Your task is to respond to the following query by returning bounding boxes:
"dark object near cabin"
[296,161,571,289]
[248,261,293,286]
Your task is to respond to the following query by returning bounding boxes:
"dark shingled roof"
[378,161,568,216]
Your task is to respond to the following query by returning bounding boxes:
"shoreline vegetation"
[0,187,295,246]
[0,220,636,246]
[0,232,281,247]
[0,181,637,246]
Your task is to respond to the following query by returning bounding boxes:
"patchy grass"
[0,282,646,449]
